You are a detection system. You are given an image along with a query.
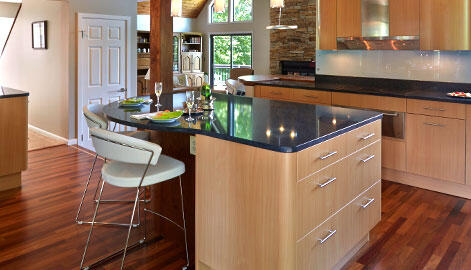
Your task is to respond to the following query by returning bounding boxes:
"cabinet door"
[389,0,420,36]
[318,0,337,50]
[193,73,204,87]
[181,53,192,73]
[406,114,465,184]
[337,0,361,37]
[191,53,202,72]
[420,0,471,50]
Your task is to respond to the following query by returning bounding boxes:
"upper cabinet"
[318,0,337,50]
[318,0,471,51]
[336,0,362,37]
[420,0,471,50]
[389,0,420,36]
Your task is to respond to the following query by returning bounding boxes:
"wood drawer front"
[259,86,292,101]
[296,181,381,270]
[291,89,332,105]
[382,138,406,171]
[407,99,466,119]
[296,159,348,239]
[297,134,347,180]
[348,141,382,195]
[406,114,465,184]
[332,92,406,112]
[347,120,382,154]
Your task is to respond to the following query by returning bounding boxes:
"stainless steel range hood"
[336,0,420,50]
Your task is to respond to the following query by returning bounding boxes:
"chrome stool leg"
[81,179,106,270]
[121,187,141,270]
[179,176,190,270]
[76,154,98,224]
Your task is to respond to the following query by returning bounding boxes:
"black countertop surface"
[0,87,29,99]
[255,75,471,104]
[103,93,382,153]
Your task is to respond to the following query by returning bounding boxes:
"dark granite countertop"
[0,87,29,99]
[103,93,382,153]
[253,75,471,104]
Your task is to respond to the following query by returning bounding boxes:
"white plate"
[146,114,182,123]
[119,102,144,107]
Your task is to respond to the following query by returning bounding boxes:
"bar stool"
[76,104,151,226]
[80,127,189,270]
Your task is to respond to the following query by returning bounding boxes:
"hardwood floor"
[1,144,471,269]
[28,128,65,151]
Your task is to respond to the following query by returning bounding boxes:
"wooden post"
[150,0,173,96]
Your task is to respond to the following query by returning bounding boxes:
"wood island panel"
[196,135,297,270]
[467,105,471,185]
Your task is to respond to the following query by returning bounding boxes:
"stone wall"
[269,0,316,74]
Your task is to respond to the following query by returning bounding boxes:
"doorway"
[210,33,252,86]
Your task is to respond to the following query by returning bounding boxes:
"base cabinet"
[406,114,465,184]
[196,120,382,270]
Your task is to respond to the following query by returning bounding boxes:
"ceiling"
[137,0,208,18]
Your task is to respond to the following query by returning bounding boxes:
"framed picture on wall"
[32,21,47,49]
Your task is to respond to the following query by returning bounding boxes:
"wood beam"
[150,0,173,95]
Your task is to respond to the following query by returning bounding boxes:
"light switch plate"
[190,136,196,155]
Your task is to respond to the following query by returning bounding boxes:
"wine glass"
[186,91,195,122]
[154,82,163,109]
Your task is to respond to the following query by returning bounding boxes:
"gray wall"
[193,0,270,76]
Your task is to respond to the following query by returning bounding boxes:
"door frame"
[76,13,131,148]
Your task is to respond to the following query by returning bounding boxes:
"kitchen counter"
[241,74,471,104]
[103,92,382,153]
[0,87,29,99]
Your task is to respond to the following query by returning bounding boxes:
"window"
[210,34,252,86]
[172,36,179,72]
[210,0,252,24]
[211,0,229,23]
[233,0,252,22]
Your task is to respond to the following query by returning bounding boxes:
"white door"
[77,14,131,151]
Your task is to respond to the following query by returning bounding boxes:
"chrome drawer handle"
[360,133,375,140]
[320,151,338,160]
[423,107,446,112]
[304,95,319,99]
[360,155,375,163]
[270,91,282,95]
[360,198,375,209]
[424,122,445,127]
[318,230,337,244]
[318,177,337,188]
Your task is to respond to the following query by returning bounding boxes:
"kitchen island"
[104,93,382,269]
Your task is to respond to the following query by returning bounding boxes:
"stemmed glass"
[185,91,195,122]
[154,82,163,109]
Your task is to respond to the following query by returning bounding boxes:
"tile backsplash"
[316,50,471,83]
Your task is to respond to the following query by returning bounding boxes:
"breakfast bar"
[103,93,383,269]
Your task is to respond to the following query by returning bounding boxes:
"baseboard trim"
[28,124,77,146]
[382,168,471,199]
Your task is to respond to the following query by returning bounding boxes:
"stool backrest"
[90,128,161,166]
[84,104,108,129]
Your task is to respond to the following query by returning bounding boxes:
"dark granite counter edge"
[254,81,471,105]
[104,112,383,153]
[0,88,29,99]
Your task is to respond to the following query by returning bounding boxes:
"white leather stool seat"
[102,155,185,188]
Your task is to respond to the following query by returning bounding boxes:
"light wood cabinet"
[196,120,382,270]
[181,52,202,73]
[297,181,381,270]
[406,113,465,184]
[291,88,332,105]
[407,99,466,119]
[0,96,28,191]
[318,0,337,50]
[332,92,406,112]
[336,0,362,37]
[389,0,420,36]
[420,0,471,50]
[467,105,471,185]
[382,137,406,171]
[259,86,292,101]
